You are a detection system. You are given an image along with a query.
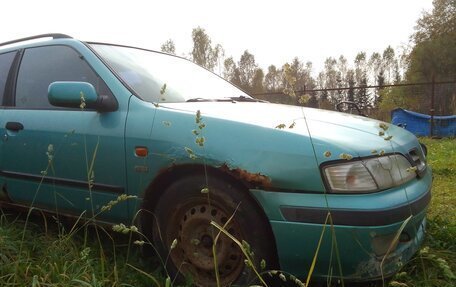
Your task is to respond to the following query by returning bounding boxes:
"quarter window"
[0,52,16,105]
[15,45,110,109]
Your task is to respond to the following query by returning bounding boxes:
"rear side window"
[15,45,110,109]
[0,52,16,105]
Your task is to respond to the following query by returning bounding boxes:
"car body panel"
[251,168,431,279]
[151,102,324,192]
[269,213,427,280]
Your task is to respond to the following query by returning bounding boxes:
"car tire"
[151,173,275,287]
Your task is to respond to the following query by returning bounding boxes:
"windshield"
[90,44,250,103]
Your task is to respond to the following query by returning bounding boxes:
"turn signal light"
[135,147,148,157]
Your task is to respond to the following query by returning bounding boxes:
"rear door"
[0,45,128,221]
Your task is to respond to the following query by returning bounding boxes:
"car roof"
[0,33,75,52]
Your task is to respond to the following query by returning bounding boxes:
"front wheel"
[152,174,276,286]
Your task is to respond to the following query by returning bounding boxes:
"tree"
[282,63,297,100]
[191,27,222,71]
[409,0,455,79]
[375,69,385,106]
[238,50,258,91]
[378,86,420,120]
[337,55,348,90]
[368,52,383,106]
[354,51,367,83]
[317,71,332,109]
[405,0,456,114]
[307,95,319,108]
[353,52,370,106]
[223,57,241,87]
[289,57,305,90]
[414,0,456,44]
[368,52,382,84]
[299,61,317,105]
[393,61,401,84]
[251,68,265,94]
[356,75,370,111]
[322,57,339,105]
[304,61,317,91]
[347,69,355,102]
[160,39,176,55]
[382,46,397,84]
[264,65,281,92]
[288,58,316,102]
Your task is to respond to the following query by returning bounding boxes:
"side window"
[0,52,16,105]
[15,45,111,109]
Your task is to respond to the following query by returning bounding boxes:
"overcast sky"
[1,0,433,74]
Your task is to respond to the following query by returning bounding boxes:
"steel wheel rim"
[169,201,244,286]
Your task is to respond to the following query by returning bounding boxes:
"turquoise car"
[0,34,431,286]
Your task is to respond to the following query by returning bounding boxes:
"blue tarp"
[391,108,456,137]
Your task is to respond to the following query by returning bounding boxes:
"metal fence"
[251,79,456,136]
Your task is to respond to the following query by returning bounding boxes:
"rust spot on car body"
[218,164,272,188]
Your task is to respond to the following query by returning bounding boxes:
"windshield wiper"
[227,96,268,102]
[186,98,234,102]
[186,96,267,103]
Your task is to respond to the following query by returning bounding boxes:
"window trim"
[0,50,20,107]
[9,44,116,111]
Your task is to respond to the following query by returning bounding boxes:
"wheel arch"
[140,163,280,269]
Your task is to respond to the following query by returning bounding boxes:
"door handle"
[5,122,24,131]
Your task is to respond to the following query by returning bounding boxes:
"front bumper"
[250,168,432,280]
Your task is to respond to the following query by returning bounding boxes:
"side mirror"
[48,81,118,112]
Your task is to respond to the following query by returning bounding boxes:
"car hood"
[159,101,419,157]
[302,107,419,160]
[159,101,306,130]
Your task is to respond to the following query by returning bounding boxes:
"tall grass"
[0,210,163,286]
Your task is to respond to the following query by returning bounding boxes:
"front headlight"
[323,154,417,193]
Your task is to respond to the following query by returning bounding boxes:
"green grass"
[388,138,456,287]
[0,138,455,287]
[0,213,164,286]
[421,138,456,222]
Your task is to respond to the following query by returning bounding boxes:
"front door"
[0,45,127,222]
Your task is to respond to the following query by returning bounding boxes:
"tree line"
[161,0,455,117]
